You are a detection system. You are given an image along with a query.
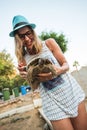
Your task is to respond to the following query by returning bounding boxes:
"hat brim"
[9,23,36,37]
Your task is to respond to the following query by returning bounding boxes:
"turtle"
[26,58,57,90]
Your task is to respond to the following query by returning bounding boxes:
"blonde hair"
[31,30,42,53]
[14,29,42,64]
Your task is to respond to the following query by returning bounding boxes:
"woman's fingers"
[38,72,52,77]
[19,71,27,79]
[37,72,53,81]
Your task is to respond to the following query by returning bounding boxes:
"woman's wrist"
[56,65,69,76]
[60,64,69,74]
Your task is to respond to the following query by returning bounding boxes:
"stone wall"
[71,66,87,97]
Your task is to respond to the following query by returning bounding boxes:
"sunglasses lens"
[18,31,32,40]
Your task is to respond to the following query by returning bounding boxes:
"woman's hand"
[18,63,27,79]
[37,64,67,82]
[37,72,53,82]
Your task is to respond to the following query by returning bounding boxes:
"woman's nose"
[24,35,30,40]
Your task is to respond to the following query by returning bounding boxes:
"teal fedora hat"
[9,15,36,37]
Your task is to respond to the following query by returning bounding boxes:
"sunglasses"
[18,31,33,40]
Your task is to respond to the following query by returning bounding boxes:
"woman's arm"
[37,38,69,82]
[45,38,69,75]
[18,62,27,79]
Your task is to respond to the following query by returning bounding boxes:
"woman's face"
[17,26,34,50]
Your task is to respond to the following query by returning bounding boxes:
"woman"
[9,15,87,130]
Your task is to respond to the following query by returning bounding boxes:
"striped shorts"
[39,73,85,120]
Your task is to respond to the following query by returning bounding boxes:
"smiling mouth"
[27,43,33,49]
[25,40,32,46]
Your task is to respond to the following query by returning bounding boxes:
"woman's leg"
[51,118,74,130]
[71,101,87,130]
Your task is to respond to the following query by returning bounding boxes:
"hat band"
[13,22,28,29]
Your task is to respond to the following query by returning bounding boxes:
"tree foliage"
[39,31,68,53]
[11,75,28,88]
[73,61,80,71]
[0,50,15,91]
[0,50,28,93]
[0,50,15,77]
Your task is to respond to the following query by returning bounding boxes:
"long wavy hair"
[14,28,42,64]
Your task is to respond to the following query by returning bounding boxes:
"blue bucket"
[20,86,27,95]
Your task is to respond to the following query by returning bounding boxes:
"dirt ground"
[0,91,87,130]
[0,108,46,130]
[0,92,47,130]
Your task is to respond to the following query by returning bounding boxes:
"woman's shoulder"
[42,38,55,45]
[45,38,55,43]
[45,38,57,51]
